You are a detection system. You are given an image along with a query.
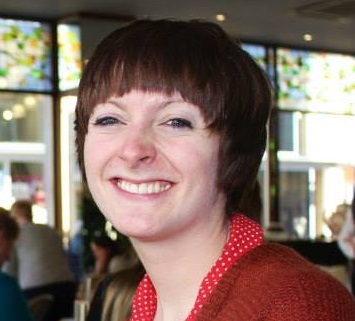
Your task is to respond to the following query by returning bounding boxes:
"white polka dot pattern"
[129,214,263,321]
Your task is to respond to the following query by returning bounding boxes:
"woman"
[75,19,355,321]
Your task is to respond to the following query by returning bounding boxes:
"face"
[0,232,14,267]
[84,90,226,242]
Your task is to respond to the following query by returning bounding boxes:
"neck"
[131,215,229,321]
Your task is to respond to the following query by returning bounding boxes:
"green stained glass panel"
[242,43,267,70]
[58,23,82,91]
[0,18,53,91]
[242,43,275,87]
[277,48,355,115]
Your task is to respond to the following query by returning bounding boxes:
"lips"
[117,179,172,195]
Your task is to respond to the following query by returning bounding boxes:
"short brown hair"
[75,19,272,215]
[0,208,19,241]
[10,200,33,222]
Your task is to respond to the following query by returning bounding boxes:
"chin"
[108,216,155,238]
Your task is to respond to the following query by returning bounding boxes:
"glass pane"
[11,162,42,198]
[278,111,297,152]
[0,162,6,208]
[11,161,48,223]
[279,165,355,240]
[60,95,83,235]
[0,92,52,142]
[277,48,355,115]
[279,170,310,239]
[242,43,267,70]
[242,43,275,89]
[58,23,82,91]
[302,113,355,162]
[0,18,53,91]
[278,111,355,163]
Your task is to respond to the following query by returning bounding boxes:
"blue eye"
[166,118,192,129]
[93,116,120,126]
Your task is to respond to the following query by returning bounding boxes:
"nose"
[119,126,157,167]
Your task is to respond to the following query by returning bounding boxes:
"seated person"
[76,232,125,303]
[87,245,144,321]
[90,233,124,276]
[338,190,355,294]
[3,200,76,321]
[0,207,34,321]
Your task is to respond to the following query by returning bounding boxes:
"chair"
[28,294,54,321]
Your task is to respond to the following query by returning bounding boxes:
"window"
[0,92,51,142]
[0,18,53,91]
[277,47,355,115]
[57,23,82,91]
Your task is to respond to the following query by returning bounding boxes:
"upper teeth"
[118,180,171,194]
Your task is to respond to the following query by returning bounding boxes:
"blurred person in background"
[67,219,85,286]
[327,202,349,240]
[87,244,144,321]
[338,187,355,295]
[78,232,125,302]
[90,232,124,276]
[0,207,34,321]
[3,200,76,321]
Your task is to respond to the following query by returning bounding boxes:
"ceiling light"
[216,14,226,22]
[13,104,26,118]
[3,110,13,121]
[303,33,313,42]
[24,96,36,106]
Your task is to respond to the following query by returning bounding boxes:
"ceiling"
[1,0,355,54]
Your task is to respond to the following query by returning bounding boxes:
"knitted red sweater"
[196,243,355,321]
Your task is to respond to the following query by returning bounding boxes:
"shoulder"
[0,271,18,290]
[234,242,351,293]
[0,272,26,303]
[200,243,355,321]
[21,223,60,239]
[239,242,320,271]
[20,223,43,235]
[0,273,34,321]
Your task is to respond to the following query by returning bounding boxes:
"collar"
[129,214,263,321]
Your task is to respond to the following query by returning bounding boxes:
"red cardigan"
[196,243,355,321]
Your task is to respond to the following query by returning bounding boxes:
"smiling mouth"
[117,179,172,195]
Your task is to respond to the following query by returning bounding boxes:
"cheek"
[175,141,219,180]
[83,139,94,173]
[84,135,108,174]
[83,138,106,196]
[196,142,220,190]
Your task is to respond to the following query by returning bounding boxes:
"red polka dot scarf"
[129,214,263,321]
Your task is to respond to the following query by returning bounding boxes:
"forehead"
[96,90,203,114]
[111,89,184,103]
